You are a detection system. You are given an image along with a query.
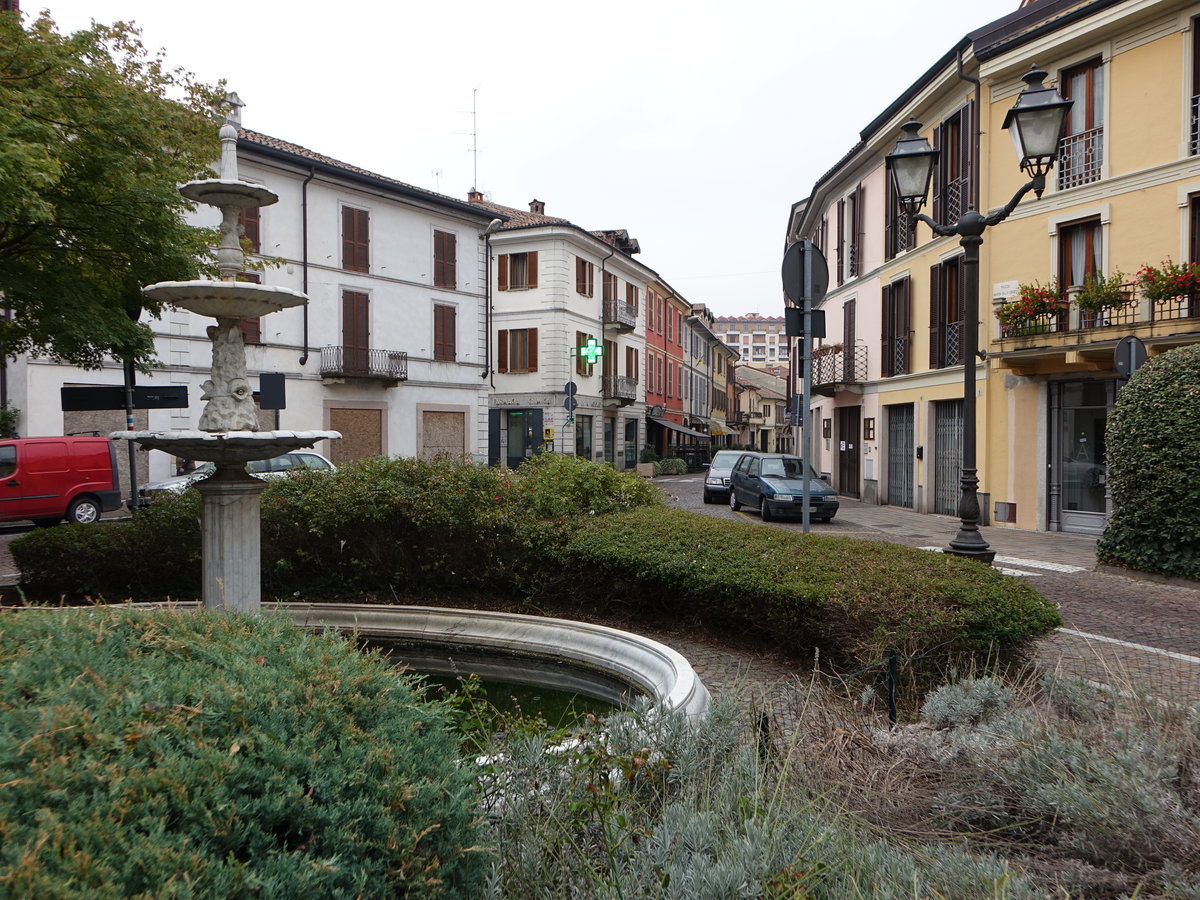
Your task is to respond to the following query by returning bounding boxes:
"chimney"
[468,188,484,203]
[529,199,545,215]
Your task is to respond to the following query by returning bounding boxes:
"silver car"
[702,450,743,504]
[139,451,335,501]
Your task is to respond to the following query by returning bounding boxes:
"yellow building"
[789,0,1200,535]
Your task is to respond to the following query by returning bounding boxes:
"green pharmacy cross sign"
[575,337,604,365]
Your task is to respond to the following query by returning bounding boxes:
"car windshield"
[761,458,817,479]
[711,453,739,467]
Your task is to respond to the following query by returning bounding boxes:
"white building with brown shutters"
[469,196,652,470]
[10,124,503,486]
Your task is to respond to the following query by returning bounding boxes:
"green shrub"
[553,507,1061,669]
[1098,344,1200,579]
[515,451,662,519]
[0,607,486,898]
[653,457,687,476]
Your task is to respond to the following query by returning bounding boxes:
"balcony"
[812,343,868,396]
[730,411,751,425]
[602,374,637,406]
[1057,127,1103,190]
[603,299,638,332]
[992,285,1200,374]
[320,346,408,384]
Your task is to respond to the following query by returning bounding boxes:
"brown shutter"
[932,123,944,224]
[965,101,977,211]
[896,276,910,375]
[929,263,944,369]
[575,330,585,375]
[836,199,846,286]
[497,254,509,291]
[527,327,538,371]
[576,258,585,294]
[843,298,856,381]
[434,231,456,288]
[343,208,369,272]
[239,207,261,254]
[851,183,864,277]
[497,329,509,373]
[526,251,538,289]
[880,283,893,378]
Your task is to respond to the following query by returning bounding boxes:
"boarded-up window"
[342,207,369,273]
[434,230,456,288]
[421,411,465,457]
[434,303,456,361]
[328,407,383,464]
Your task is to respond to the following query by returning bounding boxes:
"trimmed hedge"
[555,507,1062,665]
[1098,344,1200,579]
[0,607,486,898]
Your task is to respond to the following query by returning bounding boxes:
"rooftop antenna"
[471,87,479,193]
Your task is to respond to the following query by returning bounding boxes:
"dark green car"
[728,452,839,522]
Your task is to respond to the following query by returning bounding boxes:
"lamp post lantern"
[885,65,1072,563]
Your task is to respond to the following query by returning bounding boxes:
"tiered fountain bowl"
[114,122,338,613]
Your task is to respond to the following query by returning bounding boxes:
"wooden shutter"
[526,251,538,289]
[434,231,456,288]
[434,304,456,361]
[576,258,586,294]
[527,327,538,372]
[851,183,864,277]
[931,123,944,224]
[342,290,370,374]
[342,207,369,273]
[836,198,846,285]
[880,283,894,378]
[497,254,509,291]
[843,298,856,381]
[896,276,910,375]
[238,207,261,254]
[929,263,944,369]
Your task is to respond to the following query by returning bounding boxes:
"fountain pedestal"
[196,463,267,613]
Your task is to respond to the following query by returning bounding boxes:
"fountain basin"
[111,430,341,464]
[285,603,712,720]
[143,280,307,319]
[180,178,278,209]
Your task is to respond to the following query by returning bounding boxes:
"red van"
[0,436,123,525]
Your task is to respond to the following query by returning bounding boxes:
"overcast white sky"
[41,0,1017,318]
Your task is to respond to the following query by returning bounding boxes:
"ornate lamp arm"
[982,174,1045,228]
[911,213,958,238]
[908,173,1045,237]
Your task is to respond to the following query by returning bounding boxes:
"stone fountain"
[115,122,339,613]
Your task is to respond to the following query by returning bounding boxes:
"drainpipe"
[957,48,982,212]
[481,219,502,385]
[298,166,316,366]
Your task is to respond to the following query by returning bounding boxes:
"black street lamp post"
[885,66,1072,563]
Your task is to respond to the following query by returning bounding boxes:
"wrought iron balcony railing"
[603,299,638,331]
[320,345,408,382]
[1057,127,1103,190]
[997,283,1200,339]
[812,343,868,387]
[602,374,637,403]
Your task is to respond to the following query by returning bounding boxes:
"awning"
[708,419,731,437]
[647,415,709,439]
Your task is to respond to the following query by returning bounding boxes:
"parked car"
[139,451,335,501]
[728,452,839,522]
[0,435,122,525]
[702,450,744,504]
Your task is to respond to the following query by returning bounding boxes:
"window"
[881,276,910,377]
[342,290,370,374]
[836,186,863,284]
[657,357,664,396]
[1059,218,1101,289]
[497,327,538,372]
[603,339,617,379]
[498,252,538,290]
[342,207,369,273]
[625,346,639,382]
[237,272,262,343]
[602,272,617,302]
[1192,21,1200,155]
[885,160,916,260]
[239,206,260,254]
[934,105,974,224]
[1059,59,1104,190]
[626,283,639,311]
[576,257,594,296]
[928,258,965,369]
[575,414,593,459]
[433,303,456,361]
[575,331,596,376]
[434,230,456,289]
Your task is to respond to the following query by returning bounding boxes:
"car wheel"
[729,490,742,511]
[67,496,101,525]
[760,500,774,522]
[703,489,713,505]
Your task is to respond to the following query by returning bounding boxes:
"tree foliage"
[0,11,222,369]
[1097,344,1200,579]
